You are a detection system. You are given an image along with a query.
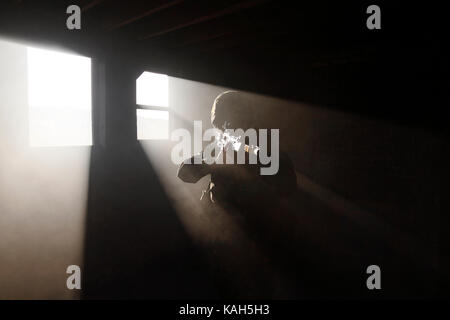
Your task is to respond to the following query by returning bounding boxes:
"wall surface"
[0,39,89,299]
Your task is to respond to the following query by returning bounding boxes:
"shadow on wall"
[82,142,219,299]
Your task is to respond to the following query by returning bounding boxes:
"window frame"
[135,71,171,141]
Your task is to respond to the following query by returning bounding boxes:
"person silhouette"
[177,91,297,208]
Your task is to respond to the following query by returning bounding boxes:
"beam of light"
[27,46,92,147]
[138,76,242,244]
[137,109,169,140]
[0,38,91,299]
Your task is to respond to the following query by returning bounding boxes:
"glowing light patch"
[27,46,92,146]
[137,109,169,140]
[136,71,169,107]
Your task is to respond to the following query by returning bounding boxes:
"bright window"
[136,72,168,107]
[136,71,169,140]
[27,47,92,147]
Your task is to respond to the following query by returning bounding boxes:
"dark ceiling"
[0,1,371,57]
[0,0,447,130]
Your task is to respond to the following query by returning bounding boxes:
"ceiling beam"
[139,0,267,41]
[108,0,185,31]
[173,31,233,48]
[82,0,107,12]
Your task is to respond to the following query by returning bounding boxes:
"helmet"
[211,91,256,130]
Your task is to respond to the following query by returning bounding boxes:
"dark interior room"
[0,0,448,301]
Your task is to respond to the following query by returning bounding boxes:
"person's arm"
[177,153,211,183]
